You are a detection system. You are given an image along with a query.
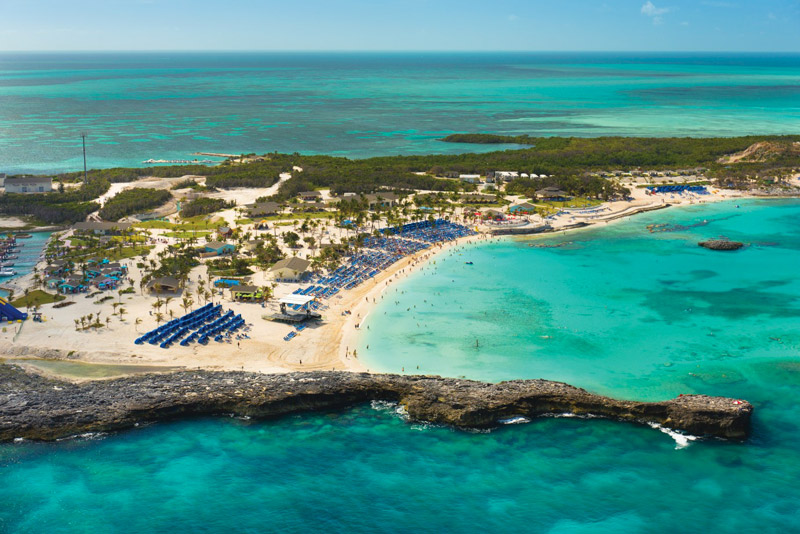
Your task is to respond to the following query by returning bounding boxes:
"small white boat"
[0,267,16,276]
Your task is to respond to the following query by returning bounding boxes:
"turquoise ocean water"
[1,52,800,173]
[2,52,800,531]
[0,232,51,298]
[3,199,800,532]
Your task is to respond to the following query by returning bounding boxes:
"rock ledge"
[0,365,753,442]
[699,239,745,251]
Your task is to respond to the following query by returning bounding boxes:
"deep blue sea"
[1,52,800,173]
[3,200,800,533]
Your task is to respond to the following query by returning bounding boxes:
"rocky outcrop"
[699,239,744,251]
[0,364,753,442]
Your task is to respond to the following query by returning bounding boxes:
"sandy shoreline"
[0,187,788,379]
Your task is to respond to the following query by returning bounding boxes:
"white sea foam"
[648,422,699,449]
[370,400,409,420]
[543,412,599,420]
[498,416,531,425]
[56,431,108,442]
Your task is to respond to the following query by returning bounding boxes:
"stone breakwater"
[0,365,753,442]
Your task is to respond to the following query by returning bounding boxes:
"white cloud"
[641,1,669,24]
[508,14,520,22]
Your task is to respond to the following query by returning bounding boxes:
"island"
[699,239,745,251]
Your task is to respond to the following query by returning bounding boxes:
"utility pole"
[81,133,88,183]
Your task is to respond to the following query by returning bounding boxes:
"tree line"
[50,157,290,189]
[0,179,110,224]
[99,188,172,221]
[180,197,233,218]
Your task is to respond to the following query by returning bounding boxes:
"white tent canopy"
[279,294,316,307]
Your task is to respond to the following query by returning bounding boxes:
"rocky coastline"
[0,364,753,442]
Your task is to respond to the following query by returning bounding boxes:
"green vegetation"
[0,179,109,224]
[432,135,800,175]
[17,136,798,230]
[10,290,65,308]
[506,176,630,200]
[51,157,289,188]
[163,230,212,240]
[107,245,154,261]
[180,197,234,218]
[538,198,604,209]
[441,133,537,145]
[273,155,464,199]
[147,247,200,282]
[99,188,172,221]
[135,219,224,232]
[206,256,254,277]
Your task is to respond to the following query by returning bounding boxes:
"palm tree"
[118,307,126,322]
[181,296,193,315]
[135,317,142,332]
[105,317,111,329]
[155,312,164,325]
[74,318,80,331]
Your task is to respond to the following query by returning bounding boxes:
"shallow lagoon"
[2,52,800,173]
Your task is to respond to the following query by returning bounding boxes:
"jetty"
[0,365,753,442]
[490,223,552,236]
[192,152,240,158]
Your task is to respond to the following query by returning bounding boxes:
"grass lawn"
[11,290,65,308]
[110,235,147,243]
[107,245,153,261]
[135,220,174,229]
[179,215,227,229]
[164,231,211,239]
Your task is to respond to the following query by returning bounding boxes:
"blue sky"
[1,0,798,51]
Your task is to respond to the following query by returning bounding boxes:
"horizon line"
[2,49,800,54]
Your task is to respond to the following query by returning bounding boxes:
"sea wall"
[0,365,753,442]
[489,224,553,236]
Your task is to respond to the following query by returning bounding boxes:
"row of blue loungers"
[282,221,476,341]
[134,303,246,348]
[648,185,708,194]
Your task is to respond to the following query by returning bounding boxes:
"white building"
[494,171,519,182]
[4,176,52,194]
[459,174,481,184]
